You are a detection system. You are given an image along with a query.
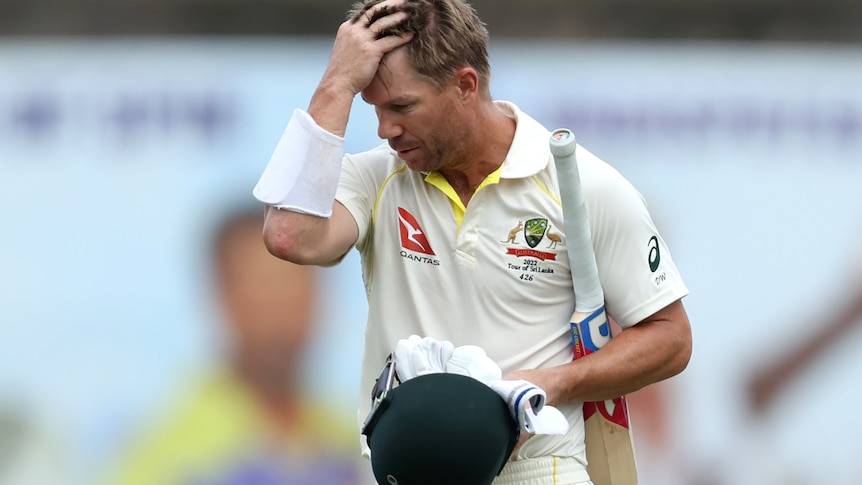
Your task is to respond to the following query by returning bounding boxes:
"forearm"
[510,299,692,406]
[253,102,357,266]
[560,317,689,402]
[307,7,415,137]
[308,78,356,138]
[256,4,415,265]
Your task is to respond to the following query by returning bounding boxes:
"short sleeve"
[578,147,689,327]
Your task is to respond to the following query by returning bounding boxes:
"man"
[108,206,371,485]
[253,0,692,483]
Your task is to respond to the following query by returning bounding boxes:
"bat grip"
[550,129,604,312]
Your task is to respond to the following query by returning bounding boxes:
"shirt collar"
[495,100,552,179]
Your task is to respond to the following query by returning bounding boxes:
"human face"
[361,48,471,173]
[219,222,317,389]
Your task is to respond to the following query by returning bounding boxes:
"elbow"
[262,226,292,261]
[262,215,336,265]
[669,334,693,378]
[665,322,693,379]
[657,299,693,379]
[262,226,314,265]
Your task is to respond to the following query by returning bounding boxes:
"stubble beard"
[420,117,474,174]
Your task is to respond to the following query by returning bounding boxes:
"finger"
[367,9,410,39]
[364,2,395,26]
[410,346,434,375]
[395,339,418,380]
[359,1,404,26]
[447,346,502,382]
[417,338,443,371]
[372,34,414,58]
[348,0,386,24]
[439,340,455,363]
[429,339,454,372]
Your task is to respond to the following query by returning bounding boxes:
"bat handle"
[549,128,577,159]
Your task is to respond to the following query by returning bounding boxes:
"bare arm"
[262,202,358,266]
[508,299,692,406]
[260,2,413,265]
[308,4,414,136]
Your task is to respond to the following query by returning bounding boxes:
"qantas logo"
[398,207,435,255]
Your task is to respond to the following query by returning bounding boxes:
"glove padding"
[445,345,502,382]
[394,335,455,381]
[392,336,568,435]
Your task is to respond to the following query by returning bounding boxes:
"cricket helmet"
[362,371,519,485]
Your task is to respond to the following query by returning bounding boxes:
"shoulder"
[575,145,644,209]
[342,143,417,189]
[344,143,402,171]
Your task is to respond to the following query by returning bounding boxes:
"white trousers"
[493,456,592,485]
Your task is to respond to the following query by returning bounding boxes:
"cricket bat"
[549,129,638,485]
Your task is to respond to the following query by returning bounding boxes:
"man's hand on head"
[325,0,415,97]
[307,0,414,135]
[351,0,416,38]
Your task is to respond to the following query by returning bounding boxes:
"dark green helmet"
[363,372,519,485]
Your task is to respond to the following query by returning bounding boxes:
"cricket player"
[253,0,693,483]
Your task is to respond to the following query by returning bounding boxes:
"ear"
[453,67,479,102]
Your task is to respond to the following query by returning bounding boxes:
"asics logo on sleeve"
[647,235,661,272]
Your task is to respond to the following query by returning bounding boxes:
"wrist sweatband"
[253,109,345,217]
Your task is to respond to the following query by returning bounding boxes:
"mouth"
[393,146,418,158]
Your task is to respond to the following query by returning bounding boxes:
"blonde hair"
[347,0,491,93]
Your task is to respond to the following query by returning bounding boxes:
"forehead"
[361,48,436,104]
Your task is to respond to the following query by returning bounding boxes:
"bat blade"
[550,129,637,485]
[571,307,637,485]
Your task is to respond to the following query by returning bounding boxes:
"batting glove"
[443,344,568,435]
[487,379,569,435]
[394,335,455,381]
[445,345,503,382]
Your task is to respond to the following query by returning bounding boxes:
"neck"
[440,101,515,204]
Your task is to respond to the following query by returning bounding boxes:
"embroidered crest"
[523,218,548,248]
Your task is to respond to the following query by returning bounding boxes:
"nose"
[376,111,403,140]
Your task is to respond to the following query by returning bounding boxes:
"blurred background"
[1,1,861,484]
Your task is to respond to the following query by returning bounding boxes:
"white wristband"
[253,109,345,217]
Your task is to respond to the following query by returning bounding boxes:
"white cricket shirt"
[336,101,689,463]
